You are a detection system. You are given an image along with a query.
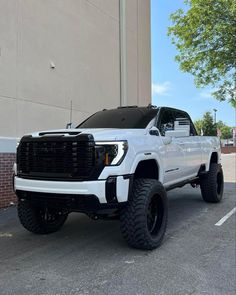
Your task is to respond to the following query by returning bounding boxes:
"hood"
[28,128,147,141]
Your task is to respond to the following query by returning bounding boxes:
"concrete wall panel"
[137,0,151,105]
[126,28,138,106]
[126,0,138,32]
[0,97,17,137]
[0,0,18,98]
[16,100,69,135]
[0,0,151,138]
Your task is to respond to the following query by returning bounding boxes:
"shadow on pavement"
[0,182,234,260]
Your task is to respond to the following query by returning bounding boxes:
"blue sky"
[151,0,235,126]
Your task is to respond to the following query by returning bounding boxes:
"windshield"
[77,108,159,129]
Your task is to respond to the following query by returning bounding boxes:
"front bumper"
[14,175,131,204]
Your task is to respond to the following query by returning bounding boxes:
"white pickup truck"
[14,105,224,250]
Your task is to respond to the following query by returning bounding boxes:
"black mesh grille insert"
[17,135,97,180]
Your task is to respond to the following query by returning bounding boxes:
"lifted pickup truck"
[14,106,224,249]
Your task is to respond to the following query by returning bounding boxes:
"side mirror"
[66,123,76,129]
[149,126,159,136]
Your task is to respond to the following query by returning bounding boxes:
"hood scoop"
[38,131,81,136]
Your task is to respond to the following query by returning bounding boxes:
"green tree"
[168,0,236,107]
[194,112,217,135]
[217,120,233,139]
[194,119,203,135]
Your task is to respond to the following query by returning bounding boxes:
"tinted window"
[157,108,197,136]
[77,108,159,129]
[174,110,197,136]
[158,110,175,136]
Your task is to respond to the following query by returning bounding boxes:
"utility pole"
[213,108,217,124]
[213,108,218,137]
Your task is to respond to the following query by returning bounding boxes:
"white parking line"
[215,207,236,226]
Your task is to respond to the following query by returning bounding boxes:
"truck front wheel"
[200,163,224,203]
[120,179,168,250]
[18,200,68,234]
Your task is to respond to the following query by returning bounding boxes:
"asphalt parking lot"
[0,154,235,295]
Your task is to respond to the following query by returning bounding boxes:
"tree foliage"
[194,111,217,136]
[168,0,236,107]
[217,120,233,139]
[194,112,233,138]
[194,119,204,135]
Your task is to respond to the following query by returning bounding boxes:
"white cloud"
[200,89,213,99]
[152,81,171,96]
[199,88,218,99]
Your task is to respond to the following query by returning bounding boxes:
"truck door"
[173,110,202,178]
[156,108,186,185]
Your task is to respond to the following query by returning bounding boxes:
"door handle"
[163,136,172,145]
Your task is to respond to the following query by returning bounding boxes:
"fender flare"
[206,150,220,171]
[130,152,164,183]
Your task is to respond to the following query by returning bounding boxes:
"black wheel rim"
[147,194,164,237]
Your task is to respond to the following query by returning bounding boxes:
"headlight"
[95,141,128,166]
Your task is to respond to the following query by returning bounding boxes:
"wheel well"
[210,152,218,164]
[134,159,159,180]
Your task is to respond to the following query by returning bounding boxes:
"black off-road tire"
[18,200,68,234]
[120,179,168,250]
[200,163,224,203]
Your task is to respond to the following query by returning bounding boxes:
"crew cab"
[14,106,224,249]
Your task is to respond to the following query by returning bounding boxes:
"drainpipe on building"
[119,0,127,107]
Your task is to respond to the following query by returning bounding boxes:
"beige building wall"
[0,0,151,138]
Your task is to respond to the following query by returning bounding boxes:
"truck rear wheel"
[200,163,224,203]
[120,179,168,250]
[18,200,68,234]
